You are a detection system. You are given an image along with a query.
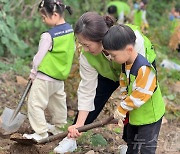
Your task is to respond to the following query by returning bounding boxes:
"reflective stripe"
[129,95,145,107]
[134,87,153,95]
[121,101,133,111]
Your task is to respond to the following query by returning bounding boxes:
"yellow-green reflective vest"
[38,23,75,80]
[107,1,130,16]
[122,54,165,125]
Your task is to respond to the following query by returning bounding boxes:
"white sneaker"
[23,132,48,141]
[53,137,77,153]
[47,123,63,135]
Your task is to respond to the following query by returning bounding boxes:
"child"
[102,24,165,154]
[23,0,75,141]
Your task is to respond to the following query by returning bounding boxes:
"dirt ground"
[0,72,180,154]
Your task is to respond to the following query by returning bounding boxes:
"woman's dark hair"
[74,12,115,42]
[102,24,136,50]
[38,0,72,17]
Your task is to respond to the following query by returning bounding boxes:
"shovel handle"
[10,79,32,122]
[38,115,117,144]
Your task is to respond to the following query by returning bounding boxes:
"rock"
[85,150,95,154]
[162,117,168,124]
[173,81,180,93]
[16,76,28,85]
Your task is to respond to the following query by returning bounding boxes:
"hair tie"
[40,0,44,8]
[53,0,57,12]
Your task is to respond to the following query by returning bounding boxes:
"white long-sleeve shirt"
[77,30,145,111]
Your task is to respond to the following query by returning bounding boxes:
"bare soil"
[0,72,180,154]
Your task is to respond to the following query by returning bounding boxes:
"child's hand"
[114,109,126,127]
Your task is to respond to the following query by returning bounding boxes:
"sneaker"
[47,123,63,135]
[23,132,48,141]
[53,137,77,153]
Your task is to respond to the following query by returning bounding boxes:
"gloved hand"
[144,23,149,29]
[114,108,126,127]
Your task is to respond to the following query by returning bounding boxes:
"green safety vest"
[170,18,180,34]
[122,54,165,125]
[107,1,130,16]
[38,23,75,80]
[83,24,156,81]
[133,10,143,27]
[83,51,121,82]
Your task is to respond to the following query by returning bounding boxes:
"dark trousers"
[73,74,119,125]
[125,118,163,154]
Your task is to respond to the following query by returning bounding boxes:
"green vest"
[133,10,143,27]
[83,24,156,81]
[124,54,165,125]
[38,23,75,80]
[82,51,121,82]
[107,1,130,16]
[170,18,180,34]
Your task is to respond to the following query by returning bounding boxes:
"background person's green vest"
[38,23,75,80]
[133,10,143,27]
[126,24,156,64]
[170,18,180,34]
[124,54,165,125]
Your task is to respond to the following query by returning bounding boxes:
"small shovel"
[10,115,118,145]
[0,79,32,135]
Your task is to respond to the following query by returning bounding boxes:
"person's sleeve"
[134,30,145,57]
[77,53,98,111]
[142,10,148,25]
[119,73,128,96]
[117,11,124,24]
[118,66,157,115]
[30,32,52,79]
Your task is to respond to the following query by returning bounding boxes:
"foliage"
[90,134,108,146]
[0,0,29,57]
[77,131,108,147]
[0,58,30,77]
[113,127,121,134]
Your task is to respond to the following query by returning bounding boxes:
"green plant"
[0,0,29,57]
[0,58,30,76]
[90,134,108,146]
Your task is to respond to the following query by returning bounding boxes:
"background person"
[132,0,149,33]
[107,0,131,24]
[169,3,180,52]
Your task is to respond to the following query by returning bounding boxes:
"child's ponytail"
[64,5,72,15]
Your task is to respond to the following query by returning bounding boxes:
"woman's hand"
[67,124,83,138]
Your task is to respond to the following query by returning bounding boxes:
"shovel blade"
[0,107,26,135]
